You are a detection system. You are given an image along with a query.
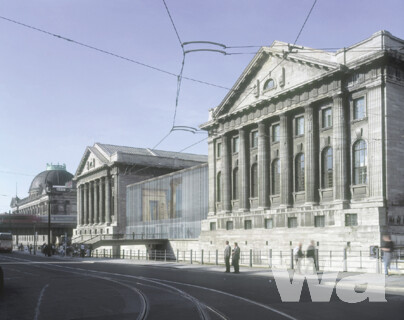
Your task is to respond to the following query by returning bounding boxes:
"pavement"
[14,249,404,296]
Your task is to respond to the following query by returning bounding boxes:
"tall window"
[232,136,239,153]
[295,153,305,192]
[296,116,304,136]
[217,142,222,158]
[251,131,258,148]
[251,164,258,197]
[353,97,366,120]
[216,172,222,202]
[272,159,280,195]
[272,124,280,142]
[353,140,367,184]
[322,147,333,188]
[232,168,239,200]
[322,108,332,128]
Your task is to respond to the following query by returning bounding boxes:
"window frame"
[322,147,333,188]
[314,215,325,228]
[265,218,274,229]
[322,107,332,129]
[345,214,358,227]
[251,130,258,149]
[250,163,258,198]
[288,217,298,228]
[353,140,367,185]
[295,116,305,136]
[226,221,234,230]
[232,167,239,200]
[232,136,239,154]
[216,141,222,158]
[216,171,222,202]
[210,222,217,231]
[353,96,366,121]
[295,153,305,192]
[271,159,280,195]
[244,220,252,230]
[272,123,280,143]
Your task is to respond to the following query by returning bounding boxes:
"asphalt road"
[1,252,403,320]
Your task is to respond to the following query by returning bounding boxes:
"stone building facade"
[199,31,404,259]
[73,143,207,240]
[9,163,77,246]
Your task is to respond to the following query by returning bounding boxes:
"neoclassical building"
[199,30,404,254]
[73,143,207,240]
[9,163,77,246]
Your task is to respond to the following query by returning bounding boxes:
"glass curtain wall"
[126,164,208,239]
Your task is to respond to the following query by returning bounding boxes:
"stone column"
[94,180,99,224]
[83,183,88,225]
[105,176,111,224]
[258,121,269,208]
[113,174,119,222]
[77,185,82,226]
[99,177,104,223]
[333,93,349,201]
[208,138,216,215]
[305,104,318,203]
[280,113,292,206]
[88,181,93,225]
[222,134,232,212]
[239,128,249,210]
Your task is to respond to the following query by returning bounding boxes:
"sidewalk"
[14,250,404,296]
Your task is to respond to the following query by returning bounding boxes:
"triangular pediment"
[75,145,109,177]
[214,42,340,118]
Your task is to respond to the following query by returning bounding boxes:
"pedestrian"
[381,235,394,276]
[224,241,231,273]
[29,244,32,255]
[293,243,303,274]
[232,242,240,273]
[306,240,316,274]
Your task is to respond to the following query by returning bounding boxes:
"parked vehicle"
[0,233,13,253]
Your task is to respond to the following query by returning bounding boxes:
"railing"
[90,247,404,273]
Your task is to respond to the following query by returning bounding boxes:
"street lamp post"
[46,182,53,257]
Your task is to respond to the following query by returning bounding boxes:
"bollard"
[191,249,193,264]
[216,249,218,265]
[177,249,179,263]
[269,249,272,268]
[201,249,204,265]
[164,249,167,262]
[290,249,294,270]
[315,248,319,271]
[250,249,253,267]
[376,248,380,274]
[343,248,347,272]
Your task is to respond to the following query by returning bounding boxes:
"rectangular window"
[315,216,325,227]
[251,131,258,148]
[226,221,234,230]
[345,214,358,226]
[322,108,332,128]
[244,220,252,230]
[295,116,304,136]
[210,222,217,231]
[353,97,366,120]
[265,218,273,229]
[288,217,298,228]
[232,136,239,153]
[217,142,221,158]
[272,124,280,142]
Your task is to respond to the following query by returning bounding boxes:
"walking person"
[232,242,240,273]
[224,241,231,273]
[293,243,303,274]
[306,240,316,274]
[381,235,394,276]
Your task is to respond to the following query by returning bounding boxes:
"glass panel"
[354,97,365,120]
[272,124,280,142]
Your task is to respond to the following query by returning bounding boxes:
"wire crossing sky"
[0,0,403,212]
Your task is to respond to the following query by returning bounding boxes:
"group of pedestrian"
[293,240,317,274]
[224,241,240,273]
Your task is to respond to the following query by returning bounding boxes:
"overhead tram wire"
[0,15,231,91]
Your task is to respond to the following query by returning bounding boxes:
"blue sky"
[1,0,403,212]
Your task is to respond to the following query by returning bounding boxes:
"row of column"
[78,177,112,226]
[209,93,349,213]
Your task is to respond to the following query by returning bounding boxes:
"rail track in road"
[0,254,297,319]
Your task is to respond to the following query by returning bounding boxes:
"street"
[1,252,403,320]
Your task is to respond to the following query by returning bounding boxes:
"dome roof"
[29,170,73,195]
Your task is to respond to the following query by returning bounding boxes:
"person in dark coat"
[306,240,316,274]
[232,242,240,273]
[381,235,394,276]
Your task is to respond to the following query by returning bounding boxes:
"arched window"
[251,164,258,198]
[295,153,305,192]
[322,147,333,188]
[272,159,280,195]
[232,168,239,200]
[216,172,222,202]
[353,140,367,184]
[263,79,275,90]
